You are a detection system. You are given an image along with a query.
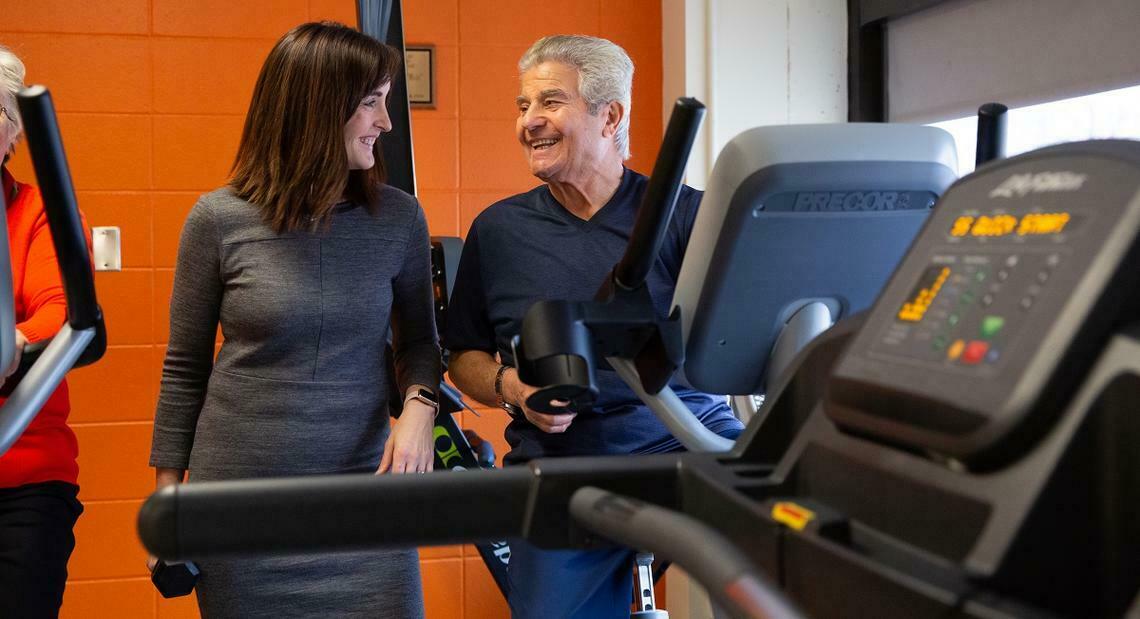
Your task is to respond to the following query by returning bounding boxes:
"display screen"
[896,265,951,322]
[950,212,1071,238]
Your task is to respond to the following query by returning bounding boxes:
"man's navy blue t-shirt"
[446,168,742,464]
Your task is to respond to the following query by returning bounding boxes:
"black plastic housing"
[975,102,1008,167]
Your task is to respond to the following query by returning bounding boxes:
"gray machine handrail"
[609,356,734,452]
[0,325,94,455]
[766,302,835,392]
[615,302,837,452]
[570,486,803,619]
[0,194,14,378]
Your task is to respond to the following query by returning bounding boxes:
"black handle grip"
[611,98,706,291]
[16,85,107,368]
[16,86,101,331]
[975,102,1008,168]
[138,470,533,560]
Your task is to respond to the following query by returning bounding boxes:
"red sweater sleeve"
[16,208,69,342]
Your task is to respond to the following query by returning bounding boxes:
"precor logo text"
[792,191,910,211]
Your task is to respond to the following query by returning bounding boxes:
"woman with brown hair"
[148,22,439,617]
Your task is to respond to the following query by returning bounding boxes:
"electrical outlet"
[92,226,121,271]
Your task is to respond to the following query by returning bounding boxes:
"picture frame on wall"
[406,45,435,108]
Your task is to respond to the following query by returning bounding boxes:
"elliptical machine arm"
[0,85,107,457]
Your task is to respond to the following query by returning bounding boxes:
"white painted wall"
[662,0,847,188]
[659,2,846,615]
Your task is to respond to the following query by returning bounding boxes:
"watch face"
[502,402,523,419]
[418,388,438,404]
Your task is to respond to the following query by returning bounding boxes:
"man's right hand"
[505,368,577,433]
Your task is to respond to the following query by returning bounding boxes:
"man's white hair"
[519,35,634,160]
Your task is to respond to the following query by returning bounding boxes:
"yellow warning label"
[771,501,816,531]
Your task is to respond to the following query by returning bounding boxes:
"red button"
[962,340,989,365]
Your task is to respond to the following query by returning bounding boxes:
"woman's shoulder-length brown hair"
[230,21,401,233]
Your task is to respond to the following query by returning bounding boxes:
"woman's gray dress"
[149,186,440,618]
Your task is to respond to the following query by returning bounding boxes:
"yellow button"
[947,339,965,361]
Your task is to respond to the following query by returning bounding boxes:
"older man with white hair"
[446,35,743,617]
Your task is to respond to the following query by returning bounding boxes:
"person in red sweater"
[0,45,85,618]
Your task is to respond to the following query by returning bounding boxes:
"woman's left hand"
[378,401,436,475]
[3,330,28,379]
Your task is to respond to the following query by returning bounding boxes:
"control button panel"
[827,145,1140,464]
[870,250,1062,372]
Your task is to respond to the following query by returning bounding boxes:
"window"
[929,84,1140,175]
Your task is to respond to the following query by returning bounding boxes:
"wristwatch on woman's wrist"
[404,387,439,415]
[494,364,523,418]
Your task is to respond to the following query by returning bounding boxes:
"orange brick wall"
[0,0,662,617]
